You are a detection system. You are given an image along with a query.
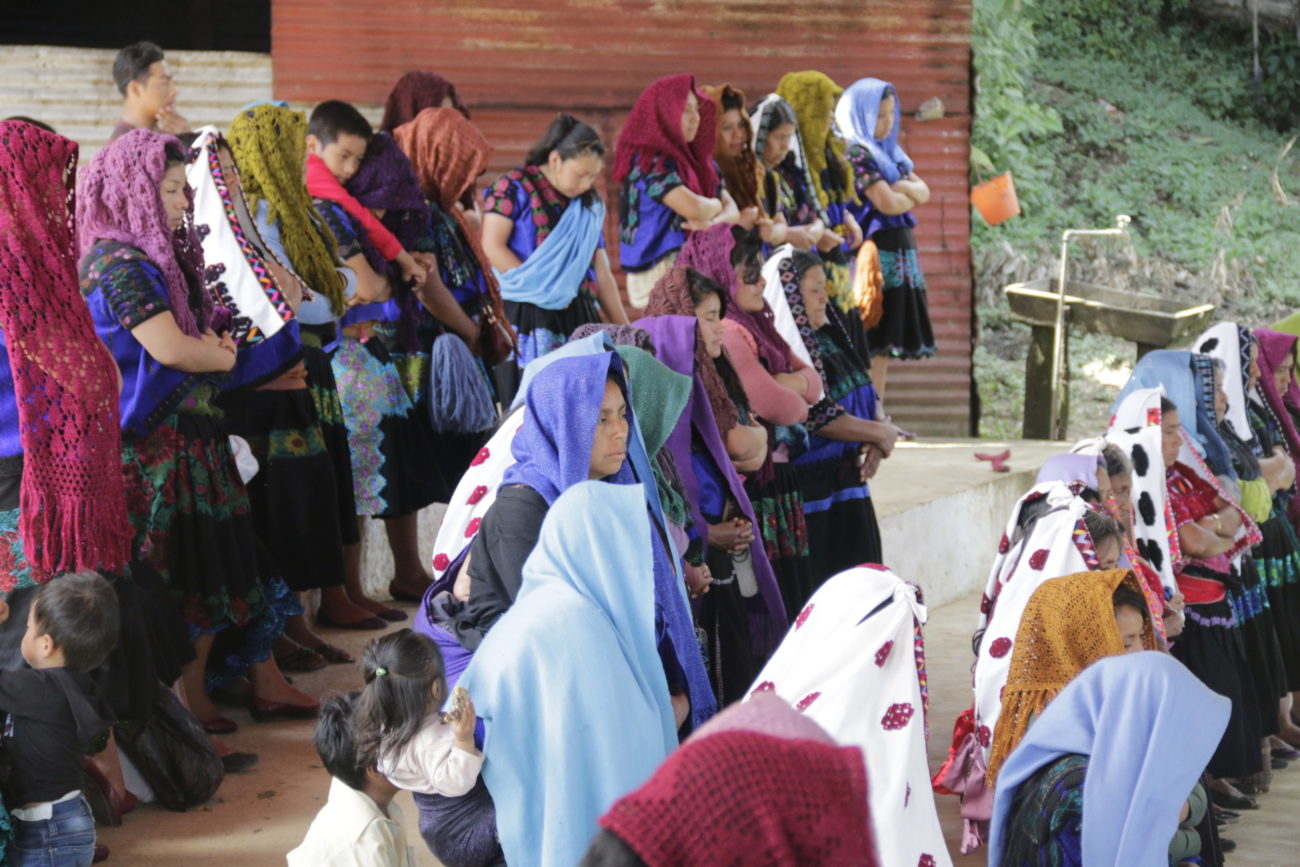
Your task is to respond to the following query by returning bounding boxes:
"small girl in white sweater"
[355,629,482,797]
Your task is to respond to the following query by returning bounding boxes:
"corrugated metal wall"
[272,0,973,435]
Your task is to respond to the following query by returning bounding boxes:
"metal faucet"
[1048,215,1132,439]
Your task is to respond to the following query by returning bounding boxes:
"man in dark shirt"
[108,41,191,144]
[0,572,117,864]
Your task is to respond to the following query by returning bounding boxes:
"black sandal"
[311,642,355,665]
[1209,789,1258,811]
[275,646,328,672]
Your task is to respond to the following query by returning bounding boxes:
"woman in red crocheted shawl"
[586,693,879,866]
[0,120,131,588]
[614,74,743,308]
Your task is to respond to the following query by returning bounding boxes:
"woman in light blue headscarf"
[459,481,680,867]
[836,77,936,381]
[991,651,1229,866]
[1112,349,1237,480]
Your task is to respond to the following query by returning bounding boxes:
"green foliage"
[972,0,1300,300]
[970,0,1062,218]
[970,0,1300,438]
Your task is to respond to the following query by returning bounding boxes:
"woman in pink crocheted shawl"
[79,128,318,732]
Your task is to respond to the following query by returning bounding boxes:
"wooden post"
[1023,324,1055,439]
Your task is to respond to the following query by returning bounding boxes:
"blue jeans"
[9,796,95,867]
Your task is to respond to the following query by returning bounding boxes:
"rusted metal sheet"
[272,0,973,435]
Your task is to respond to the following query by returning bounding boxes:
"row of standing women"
[933,318,1300,864]
[0,66,932,864]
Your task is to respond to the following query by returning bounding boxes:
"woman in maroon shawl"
[678,225,820,620]
[382,71,475,212]
[614,74,742,308]
[584,693,877,866]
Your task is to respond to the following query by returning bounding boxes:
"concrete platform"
[96,440,1299,864]
[874,438,1066,608]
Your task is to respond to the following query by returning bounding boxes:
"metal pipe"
[1047,215,1131,439]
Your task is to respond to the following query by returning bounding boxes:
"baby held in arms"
[355,629,483,797]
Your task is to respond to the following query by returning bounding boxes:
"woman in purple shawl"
[638,309,788,704]
[79,128,317,729]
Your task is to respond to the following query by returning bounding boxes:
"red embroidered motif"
[881,703,914,730]
[919,856,936,867]
[977,725,992,747]
[433,553,450,571]
[753,681,776,694]
[470,447,490,466]
[998,533,1009,554]
[989,637,1013,658]
[465,518,482,537]
[467,485,488,505]
[1028,549,1049,570]
[794,604,814,629]
[874,641,894,667]
[795,692,821,712]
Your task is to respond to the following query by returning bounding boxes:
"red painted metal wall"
[272,0,973,435]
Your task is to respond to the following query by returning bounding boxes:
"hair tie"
[374,667,388,676]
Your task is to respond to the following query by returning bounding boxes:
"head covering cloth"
[637,314,787,655]
[1254,329,1300,462]
[971,483,1098,790]
[986,569,1157,783]
[598,696,877,866]
[614,74,719,197]
[835,78,913,185]
[775,71,857,209]
[77,127,209,337]
[989,652,1230,866]
[0,121,132,576]
[459,481,680,867]
[570,323,654,352]
[680,224,793,375]
[1113,349,1236,479]
[745,564,946,867]
[185,127,294,343]
[381,70,470,132]
[425,333,613,589]
[1034,454,1102,490]
[502,352,636,505]
[615,345,693,530]
[227,103,346,315]
[700,83,763,213]
[769,251,850,430]
[393,108,510,336]
[644,265,740,435]
[1195,321,1253,443]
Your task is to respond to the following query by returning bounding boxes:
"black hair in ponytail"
[525,113,605,165]
[525,114,606,207]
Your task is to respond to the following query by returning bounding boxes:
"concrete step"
[1,45,272,160]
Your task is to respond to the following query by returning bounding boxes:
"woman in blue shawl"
[481,114,630,405]
[459,481,680,866]
[1113,350,1236,480]
[991,652,1229,866]
[836,78,936,386]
